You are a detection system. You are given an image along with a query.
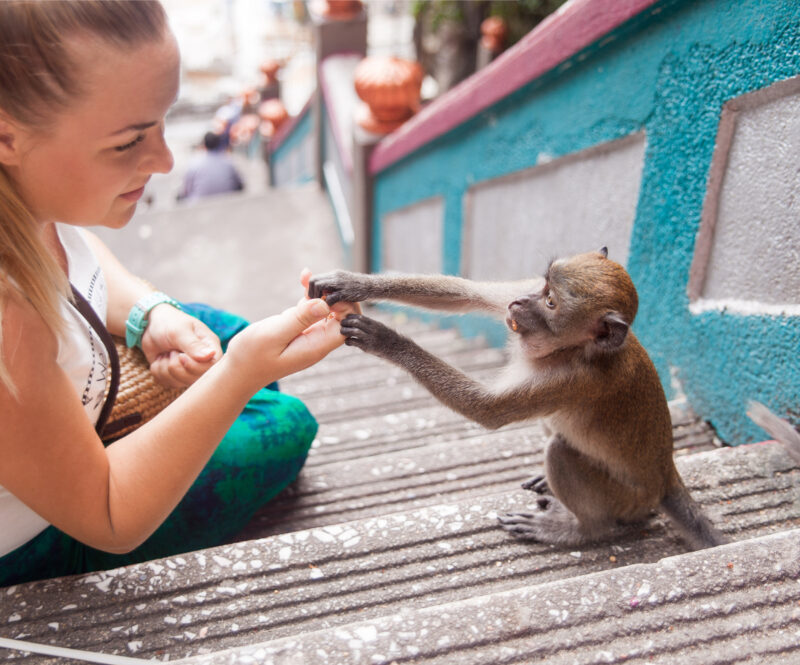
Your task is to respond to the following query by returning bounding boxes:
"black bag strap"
[69,284,120,438]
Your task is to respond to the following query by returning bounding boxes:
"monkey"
[308,248,728,550]
[747,401,800,465]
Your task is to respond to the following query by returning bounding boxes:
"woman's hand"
[141,305,223,388]
[224,268,360,391]
[225,297,341,392]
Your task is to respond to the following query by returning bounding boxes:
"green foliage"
[412,0,568,46]
[488,0,569,46]
[412,0,465,31]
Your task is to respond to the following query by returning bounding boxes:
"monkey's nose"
[509,296,531,309]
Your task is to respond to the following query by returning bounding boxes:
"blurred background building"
[150,0,564,210]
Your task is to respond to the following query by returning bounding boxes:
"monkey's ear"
[593,312,628,351]
[597,246,608,258]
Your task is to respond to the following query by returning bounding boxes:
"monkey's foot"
[497,497,585,545]
[521,475,549,494]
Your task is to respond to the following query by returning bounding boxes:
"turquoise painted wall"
[371,0,800,444]
[270,104,313,183]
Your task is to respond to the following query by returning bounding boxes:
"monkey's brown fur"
[310,249,727,550]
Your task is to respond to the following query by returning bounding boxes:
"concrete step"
[234,421,547,540]
[291,396,716,469]
[279,343,506,400]
[1,442,796,663]
[281,325,501,389]
[181,527,800,665]
[237,395,720,541]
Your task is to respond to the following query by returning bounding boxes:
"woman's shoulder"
[1,290,59,374]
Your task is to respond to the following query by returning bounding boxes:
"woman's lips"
[120,185,145,202]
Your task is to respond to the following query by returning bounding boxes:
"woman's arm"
[0,292,343,553]
[82,231,150,336]
[83,231,222,387]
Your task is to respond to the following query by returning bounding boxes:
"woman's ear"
[0,114,23,166]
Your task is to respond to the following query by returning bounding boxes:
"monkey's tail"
[747,400,800,466]
[660,482,729,551]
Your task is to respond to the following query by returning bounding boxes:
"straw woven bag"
[100,336,185,442]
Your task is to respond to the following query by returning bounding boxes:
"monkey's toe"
[521,475,549,494]
[497,513,544,539]
[498,512,535,523]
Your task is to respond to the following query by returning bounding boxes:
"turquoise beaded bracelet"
[125,291,182,349]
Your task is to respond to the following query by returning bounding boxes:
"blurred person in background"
[177,131,244,202]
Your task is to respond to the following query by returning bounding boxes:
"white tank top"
[0,224,109,557]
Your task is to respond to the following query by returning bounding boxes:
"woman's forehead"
[64,31,180,134]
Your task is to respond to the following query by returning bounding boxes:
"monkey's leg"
[499,435,652,545]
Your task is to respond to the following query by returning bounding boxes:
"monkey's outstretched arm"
[340,314,561,429]
[309,270,544,318]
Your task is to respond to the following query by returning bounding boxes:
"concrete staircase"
[2,310,799,665]
[2,184,799,664]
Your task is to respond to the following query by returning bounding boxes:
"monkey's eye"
[544,292,556,309]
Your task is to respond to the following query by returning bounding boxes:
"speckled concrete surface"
[1,443,797,663]
[180,528,800,665]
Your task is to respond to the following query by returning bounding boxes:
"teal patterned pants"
[0,303,317,587]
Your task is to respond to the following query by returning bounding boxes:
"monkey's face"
[506,287,591,357]
[506,250,638,358]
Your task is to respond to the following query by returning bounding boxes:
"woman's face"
[6,31,180,229]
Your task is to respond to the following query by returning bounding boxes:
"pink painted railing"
[370,0,660,174]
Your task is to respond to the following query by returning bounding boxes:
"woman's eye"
[115,134,146,152]
[545,293,556,309]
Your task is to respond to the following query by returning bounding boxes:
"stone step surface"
[0,306,772,665]
[181,527,800,665]
[235,401,720,541]
[1,442,797,663]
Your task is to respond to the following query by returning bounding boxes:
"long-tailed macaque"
[309,248,727,550]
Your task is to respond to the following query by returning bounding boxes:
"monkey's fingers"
[307,277,336,302]
[341,314,371,351]
[321,290,346,307]
[341,313,390,337]
[343,336,366,350]
[340,314,367,338]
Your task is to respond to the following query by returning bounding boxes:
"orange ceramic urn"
[354,56,423,134]
[481,16,508,53]
[318,0,362,19]
[258,99,289,138]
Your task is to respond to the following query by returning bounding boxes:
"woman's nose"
[141,125,174,175]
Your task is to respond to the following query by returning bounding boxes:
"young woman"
[0,1,353,586]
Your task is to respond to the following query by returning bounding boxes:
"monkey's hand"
[308,270,374,307]
[340,313,406,359]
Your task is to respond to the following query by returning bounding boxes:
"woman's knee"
[217,390,317,467]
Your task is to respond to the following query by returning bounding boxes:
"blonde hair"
[0,1,167,391]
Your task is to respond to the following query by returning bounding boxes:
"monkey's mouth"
[506,314,524,334]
